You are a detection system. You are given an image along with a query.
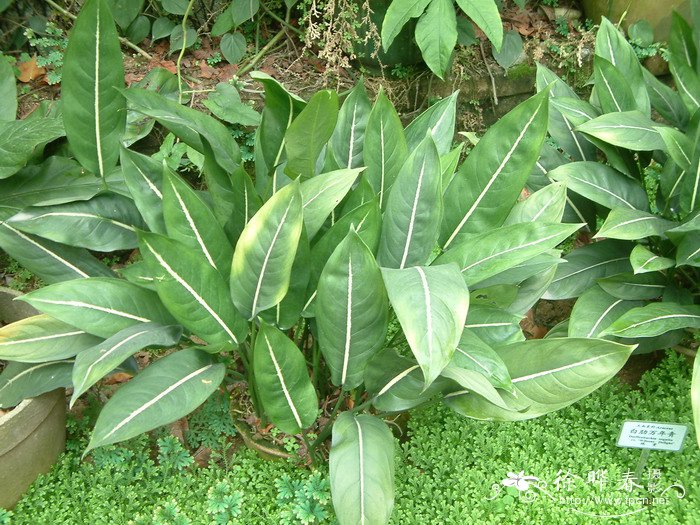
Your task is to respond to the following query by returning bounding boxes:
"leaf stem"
[301,429,318,467]
[176,0,197,104]
[237,28,286,77]
[311,393,345,448]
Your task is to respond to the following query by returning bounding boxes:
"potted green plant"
[0,287,67,510]
[0,2,637,523]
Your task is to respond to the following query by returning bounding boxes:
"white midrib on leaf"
[0,223,90,278]
[461,230,567,273]
[100,364,213,442]
[511,352,619,383]
[612,313,700,335]
[586,299,623,337]
[564,174,636,209]
[376,365,420,397]
[264,332,303,428]
[341,255,353,385]
[456,347,491,375]
[29,298,150,322]
[379,119,386,209]
[444,99,544,249]
[170,182,217,269]
[561,115,589,161]
[0,360,73,394]
[601,215,657,234]
[550,256,628,284]
[78,330,149,393]
[144,240,238,343]
[20,212,135,231]
[355,417,366,525]
[530,190,560,222]
[416,267,434,365]
[691,160,700,211]
[599,69,623,112]
[0,330,85,347]
[347,104,359,168]
[251,201,293,317]
[94,2,104,177]
[400,157,428,269]
[676,69,700,108]
[134,162,163,199]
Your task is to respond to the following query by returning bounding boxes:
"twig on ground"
[44,0,153,60]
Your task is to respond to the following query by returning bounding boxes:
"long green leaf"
[120,148,166,234]
[601,302,700,338]
[597,272,666,300]
[404,92,458,156]
[140,232,247,345]
[594,55,636,113]
[330,412,395,525]
[643,68,689,129]
[382,265,469,386]
[441,90,549,248]
[284,90,338,179]
[71,322,182,406]
[87,348,224,451]
[331,80,371,168]
[436,222,581,285]
[454,0,503,51]
[300,168,362,239]
[363,89,408,209]
[595,208,675,240]
[62,0,125,177]
[568,286,643,338]
[548,161,649,211]
[0,53,17,121]
[0,360,74,409]
[378,135,442,269]
[415,0,457,79]
[595,17,650,114]
[0,157,121,210]
[0,221,114,283]
[576,111,666,151]
[7,193,146,251]
[0,314,102,362]
[253,321,318,434]
[0,118,65,179]
[544,239,632,300]
[317,231,389,390]
[230,181,303,319]
[250,71,306,194]
[504,182,567,225]
[381,0,431,50]
[447,338,633,420]
[163,169,232,279]
[123,88,241,172]
[630,244,675,274]
[19,277,175,338]
[365,348,448,412]
[535,64,596,161]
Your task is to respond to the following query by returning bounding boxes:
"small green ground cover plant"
[5,352,698,524]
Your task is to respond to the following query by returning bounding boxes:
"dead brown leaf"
[18,56,45,83]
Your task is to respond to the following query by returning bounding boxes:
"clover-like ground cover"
[5,352,697,525]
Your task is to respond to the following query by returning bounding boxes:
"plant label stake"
[617,420,688,482]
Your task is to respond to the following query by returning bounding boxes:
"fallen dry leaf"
[18,56,45,83]
[102,372,133,385]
